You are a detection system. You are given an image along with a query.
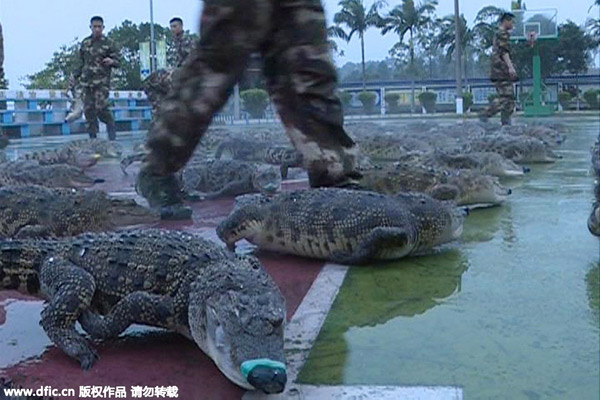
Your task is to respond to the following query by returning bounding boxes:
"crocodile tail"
[0,240,50,295]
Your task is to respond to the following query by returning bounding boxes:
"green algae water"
[299,118,600,399]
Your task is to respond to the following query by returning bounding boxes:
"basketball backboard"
[511,9,558,40]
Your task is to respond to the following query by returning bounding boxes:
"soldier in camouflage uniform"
[142,18,196,115]
[74,16,120,140]
[136,0,362,219]
[480,12,518,126]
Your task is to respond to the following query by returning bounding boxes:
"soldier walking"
[480,12,518,126]
[136,0,362,219]
[74,16,120,140]
[143,17,196,116]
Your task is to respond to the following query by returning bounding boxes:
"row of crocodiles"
[0,120,597,397]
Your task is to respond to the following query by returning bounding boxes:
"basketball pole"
[524,34,554,117]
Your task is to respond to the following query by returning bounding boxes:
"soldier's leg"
[96,86,116,140]
[83,87,99,138]
[261,0,361,188]
[480,81,504,119]
[137,0,274,218]
[498,81,515,125]
[143,0,274,176]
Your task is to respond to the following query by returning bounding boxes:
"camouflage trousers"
[144,0,361,187]
[142,69,174,116]
[83,86,116,140]
[483,80,515,125]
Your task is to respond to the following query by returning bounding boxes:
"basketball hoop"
[527,31,538,48]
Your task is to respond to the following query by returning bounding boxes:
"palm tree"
[436,14,475,83]
[333,0,386,90]
[473,6,506,52]
[378,0,438,111]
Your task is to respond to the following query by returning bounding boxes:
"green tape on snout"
[241,359,286,379]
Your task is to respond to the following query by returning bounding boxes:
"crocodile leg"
[331,227,414,265]
[79,292,175,340]
[39,256,98,370]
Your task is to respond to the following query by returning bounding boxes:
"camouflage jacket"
[168,33,195,68]
[490,26,511,82]
[75,35,120,88]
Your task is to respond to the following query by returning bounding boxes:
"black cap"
[500,12,516,22]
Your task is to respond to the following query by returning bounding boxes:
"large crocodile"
[361,165,511,207]
[0,186,158,238]
[0,229,287,393]
[395,150,528,178]
[465,135,559,164]
[217,189,466,264]
[0,163,101,188]
[181,160,281,200]
[18,139,122,169]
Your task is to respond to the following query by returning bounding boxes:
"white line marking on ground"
[244,264,463,399]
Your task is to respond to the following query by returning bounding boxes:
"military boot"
[136,167,192,220]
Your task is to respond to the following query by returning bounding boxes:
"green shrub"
[338,90,352,110]
[358,91,377,114]
[241,89,269,118]
[462,92,473,112]
[384,92,400,113]
[488,93,498,104]
[558,91,572,110]
[417,91,437,113]
[583,89,600,110]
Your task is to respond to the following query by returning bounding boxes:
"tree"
[436,14,475,82]
[25,41,80,89]
[378,0,437,111]
[333,0,386,90]
[327,26,347,58]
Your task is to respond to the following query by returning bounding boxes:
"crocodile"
[361,165,511,207]
[464,135,559,164]
[0,185,159,238]
[0,163,101,188]
[65,80,84,123]
[18,139,122,169]
[498,124,565,147]
[217,189,466,264]
[181,160,281,200]
[357,137,430,161]
[214,140,302,178]
[396,150,529,177]
[0,229,287,393]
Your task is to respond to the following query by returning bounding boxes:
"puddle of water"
[299,119,600,400]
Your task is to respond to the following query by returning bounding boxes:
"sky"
[0,0,598,89]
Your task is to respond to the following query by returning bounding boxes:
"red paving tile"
[0,162,322,400]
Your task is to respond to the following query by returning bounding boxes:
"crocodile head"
[106,198,160,227]
[435,172,511,207]
[395,192,466,250]
[251,165,281,195]
[216,195,269,250]
[44,165,97,188]
[71,151,101,169]
[475,152,525,177]
[188,255,286,393]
